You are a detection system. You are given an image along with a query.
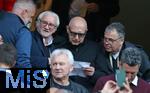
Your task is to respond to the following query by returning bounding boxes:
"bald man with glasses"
[64,16,101,92]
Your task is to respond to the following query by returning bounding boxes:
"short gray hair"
[37,11,60,27]
[105,22,125,39]
[50,48,74,65]
[0,43,17,67]
[13,0,35,12]
[120,47,142,66]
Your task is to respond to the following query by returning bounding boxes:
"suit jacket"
[93,41,150,83]
[31,31,66,68]
[0,10,32,68]
[93,74,150,93]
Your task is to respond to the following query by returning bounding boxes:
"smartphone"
[115,69,126,88]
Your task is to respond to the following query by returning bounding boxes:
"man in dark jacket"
[93,22,150,83]
[93,47,150,93]
[31,11,66,68]
[64,16,101,92]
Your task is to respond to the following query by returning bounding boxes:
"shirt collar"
[43,36,53,46]
[112,52,120,59]
[131,76,138,86]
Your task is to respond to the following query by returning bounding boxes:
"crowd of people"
[0,0,150,93]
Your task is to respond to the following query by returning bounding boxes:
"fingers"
[101,80,119,93]
[83,67,95,76]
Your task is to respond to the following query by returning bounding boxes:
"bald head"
[67,17,88,45]
[69,17,87,31]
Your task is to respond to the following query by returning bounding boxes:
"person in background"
[0,43,18,92]
[0,43,16,68]
[64,16,101,92]
[93,47,150,93]
[31,0,53,31]
[96,80,133,93]
[51,0,120,42]
[0,0,36,68]
[31,11,66,68]
[93,22,150,83]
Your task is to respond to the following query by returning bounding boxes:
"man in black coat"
[93,22,150,84]
[64,16,101,92]
[31,11,66,68]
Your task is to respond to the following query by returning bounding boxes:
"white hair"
[50,48,74,65]
[37,11,60,27]
[12,0,36,13]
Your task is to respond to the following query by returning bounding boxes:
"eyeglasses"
[103,37,121,44]
[68,28,86,38]
[39,19,57,29]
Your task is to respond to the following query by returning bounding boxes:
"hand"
[83,66,95,76]
[101,80,119,93]
[118,78,133,93]
[87,3,99,12]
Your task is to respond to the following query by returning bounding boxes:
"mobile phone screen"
[115,69,126,88]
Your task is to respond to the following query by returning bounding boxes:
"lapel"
[101,42,114,72]
[106,52,114,72]
[34,32,49,56]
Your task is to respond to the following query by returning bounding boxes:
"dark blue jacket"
[0,10,32,68]
[31,31,66,68]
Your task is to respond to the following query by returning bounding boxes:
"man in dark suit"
[93,22,150,83]
[0,0,36,68]
[31,11,66,68]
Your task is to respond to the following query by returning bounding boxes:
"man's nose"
[56,64,60,69]
[74,34,79,39]
[126,73,132,80]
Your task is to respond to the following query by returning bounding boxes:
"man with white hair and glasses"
[31,11,66,68]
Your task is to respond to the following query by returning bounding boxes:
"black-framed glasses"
[68,27,87,38]
[103,37,121,43]
[39,19,57,29]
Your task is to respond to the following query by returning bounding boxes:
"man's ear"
[21,9,28,19]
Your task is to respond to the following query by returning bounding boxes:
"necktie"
[112,56,118,72]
